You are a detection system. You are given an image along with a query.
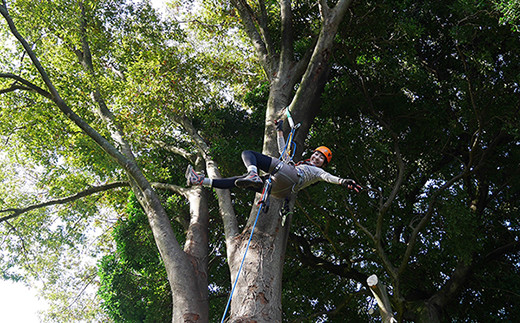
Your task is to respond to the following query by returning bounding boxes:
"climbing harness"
[220,108,300,323]
[280,108,300,163]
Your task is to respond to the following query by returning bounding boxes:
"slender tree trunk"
[181,187,210,322]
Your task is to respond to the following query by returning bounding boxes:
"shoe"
[235,171,263,190]
[185,165,204,186]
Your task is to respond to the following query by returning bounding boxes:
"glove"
[275,119,283,131]
[341,179,362,193]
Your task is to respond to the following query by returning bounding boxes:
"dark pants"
[212,151,299,198]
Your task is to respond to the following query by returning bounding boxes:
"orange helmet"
[314,146,332,163]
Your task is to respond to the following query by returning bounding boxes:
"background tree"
[281,1,520,321]
[1,0,519,322]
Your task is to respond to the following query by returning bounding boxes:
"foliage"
[281,0,520,321]
[495,0,520,31]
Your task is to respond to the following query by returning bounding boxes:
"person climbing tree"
[185,120,362,197]
[188,117,363,323]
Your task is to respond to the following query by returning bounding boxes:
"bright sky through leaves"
[0,280,45,323]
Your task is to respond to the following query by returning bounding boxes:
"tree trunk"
[228,198,291,323]
[134,185,209,323]
[180,187,210,322]
[404,261,473,323]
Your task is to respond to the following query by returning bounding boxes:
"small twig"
[3,221,42,281]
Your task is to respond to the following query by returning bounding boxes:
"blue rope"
[220,204,264,323]
[220,111,298,322]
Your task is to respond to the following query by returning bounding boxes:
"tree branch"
[151,182,189,196]
[288,0,354,153]
[398,122,508,278]
[0,73,52,98]
[484,240,520,264]
[329,0,354,23]
[0,84,30,94]
[0,2,138,179]
[0,179,191,225]
[344,200,375,241]
[426,240,520,315]
[297,193,347,256]
[381,141,406,216]
[397,170,466,277]
[146,138,195,163]
[358,70,406,216]
[230,0,272,76]
[177,116,211,161]
[179,117,239,241]
[0,181,129,223]
[279,0,293,68]
[77,3,136,162]
[0,4,60,100]
[257,0,274,64]
[318,0,330,20]
[355,66,410,280]
[3,221,42,280]
[290,232,368,284]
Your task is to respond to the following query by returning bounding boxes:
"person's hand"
[275,119,283,131]
[341,179,362,193]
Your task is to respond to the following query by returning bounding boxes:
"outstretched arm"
[317,169,363,193]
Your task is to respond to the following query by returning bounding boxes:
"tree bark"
[228,199,290,323]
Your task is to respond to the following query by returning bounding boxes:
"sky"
[0,280,45,323]
[0,1,168,322]
[151,0,167,12]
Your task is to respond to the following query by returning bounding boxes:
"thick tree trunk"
[404,261,473,323]
[228,198,291,323]
[180,188,210,322]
